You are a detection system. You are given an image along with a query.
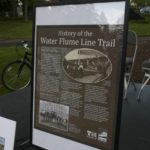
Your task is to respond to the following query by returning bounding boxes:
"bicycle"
[1,41,32,91]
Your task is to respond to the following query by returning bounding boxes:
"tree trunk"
[24,0,28,21]
[9,0,17,17]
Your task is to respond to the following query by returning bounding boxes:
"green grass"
[129,16,150,36]
[0,20,32,39]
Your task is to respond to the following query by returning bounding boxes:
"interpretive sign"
[0,117,16,150]
[32,1,128,150]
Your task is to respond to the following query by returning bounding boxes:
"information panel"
[32,1,128,150]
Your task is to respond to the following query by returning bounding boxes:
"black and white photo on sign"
[63,48,112,84]
[39,100,69,131]
[0,137,5,150]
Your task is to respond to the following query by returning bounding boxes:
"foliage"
[131,0,150,7]
[28,0,37,6]
[0,0,18,17]
[0,0,37,18]
[0,0,11,14]
[22,0,37,9]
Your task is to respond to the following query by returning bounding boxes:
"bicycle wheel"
[2,60,31,91]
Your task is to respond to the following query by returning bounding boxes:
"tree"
[9,0,18,17]
[0,0,15,17]
[131,0,150,7]
[21,0,37,20]
[23,0,28,21]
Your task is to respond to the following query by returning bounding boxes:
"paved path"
[138,36,150,43]
[0,39,32,47]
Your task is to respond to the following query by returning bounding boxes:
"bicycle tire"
[1,60,31,91]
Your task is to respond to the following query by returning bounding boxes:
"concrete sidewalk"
[0,39,32,47]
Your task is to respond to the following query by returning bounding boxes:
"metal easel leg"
[124,75,128,100]
[131,78,136,91]
[137,74,150,101]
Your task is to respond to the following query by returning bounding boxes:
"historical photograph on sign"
[63,48,112,83]
[39,100,69,131]
[0,137,5,150]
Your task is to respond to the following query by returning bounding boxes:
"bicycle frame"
[16,51,32,77]
[22,51,32,67]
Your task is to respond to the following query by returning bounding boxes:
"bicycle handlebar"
[21,40,32,49]
[16,40,32,56]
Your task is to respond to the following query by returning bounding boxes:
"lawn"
[129,16,150,36]
[0,20,32,39]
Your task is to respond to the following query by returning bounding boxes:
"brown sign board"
[32,1,128,150]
